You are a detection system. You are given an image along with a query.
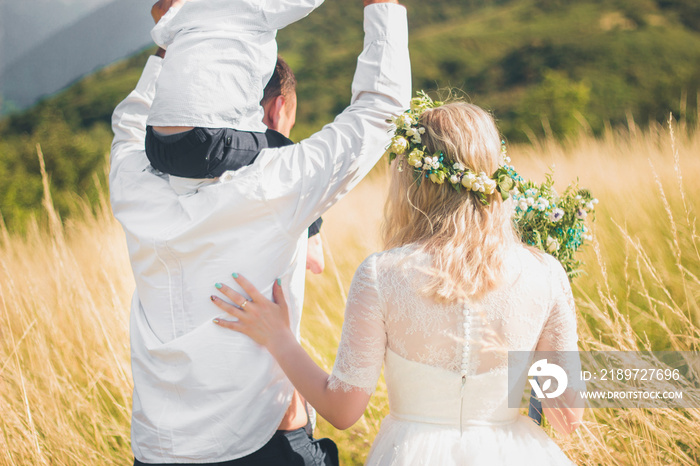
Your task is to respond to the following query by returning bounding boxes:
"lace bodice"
[329,244,579,422]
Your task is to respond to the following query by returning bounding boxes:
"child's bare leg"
[152,126,195,135]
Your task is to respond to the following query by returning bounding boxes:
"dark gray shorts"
[133,428,339,466]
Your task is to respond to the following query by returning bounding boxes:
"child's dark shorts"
[145,126,269,179]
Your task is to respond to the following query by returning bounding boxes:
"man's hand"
[363,0,399,5]
[151,0,188,24]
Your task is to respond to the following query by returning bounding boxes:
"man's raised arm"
[110,56,162,181]
[257,0,410,237]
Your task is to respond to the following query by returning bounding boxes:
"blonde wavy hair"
[382,102,518,303]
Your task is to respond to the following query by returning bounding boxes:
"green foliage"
[283,0,700,142]
[0,49,152,232]
[657,0,700,31]
[517,70,591,139]
[0,116,112,232]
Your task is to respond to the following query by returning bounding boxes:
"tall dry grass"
[0,147,134,465]
[0,123,699,465]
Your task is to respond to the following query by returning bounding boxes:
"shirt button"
[226,136,233,146]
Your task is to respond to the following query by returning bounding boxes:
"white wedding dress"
[328,244,580,465]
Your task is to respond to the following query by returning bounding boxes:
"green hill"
[0,0,699,231]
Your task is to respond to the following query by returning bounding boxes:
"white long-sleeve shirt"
[110,3,411,463]
[147,0,324,132]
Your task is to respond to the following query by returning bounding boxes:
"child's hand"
[151,0,188,24]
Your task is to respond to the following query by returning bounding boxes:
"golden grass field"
[1,121,699,465]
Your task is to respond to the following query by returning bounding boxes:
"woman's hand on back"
[211,275,291,348]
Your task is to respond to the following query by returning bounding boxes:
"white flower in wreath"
[429,171,446,184]
[407,149,423,167]
[576,209,587,219]
[449,174,460,185]
[410,97,427,112]
[461,172,477,190]
[390,137,409,155]
[453,162,465,171]
[484,179,497,195]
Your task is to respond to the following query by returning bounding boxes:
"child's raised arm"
[261,0,326,30]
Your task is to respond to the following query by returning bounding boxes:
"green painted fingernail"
[232,273,239,278]
[276,278,282,286]
[215,283,223,289]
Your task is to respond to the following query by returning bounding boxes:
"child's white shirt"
[147,0,324,132]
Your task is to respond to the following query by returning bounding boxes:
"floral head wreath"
[385,93,600,278]
[385,91,519,205]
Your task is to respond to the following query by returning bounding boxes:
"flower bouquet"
[509,167,597,278]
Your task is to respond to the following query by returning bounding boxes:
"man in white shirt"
[110,0,410,464]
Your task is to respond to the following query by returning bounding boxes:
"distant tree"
[517,70,591,140]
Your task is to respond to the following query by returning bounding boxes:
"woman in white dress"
[212,101,584,465]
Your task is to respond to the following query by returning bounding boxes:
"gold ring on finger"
[240,300,249,309]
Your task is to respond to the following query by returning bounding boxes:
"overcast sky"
[0,0,114,71]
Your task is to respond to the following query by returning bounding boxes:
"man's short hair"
[262,57,297,106]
